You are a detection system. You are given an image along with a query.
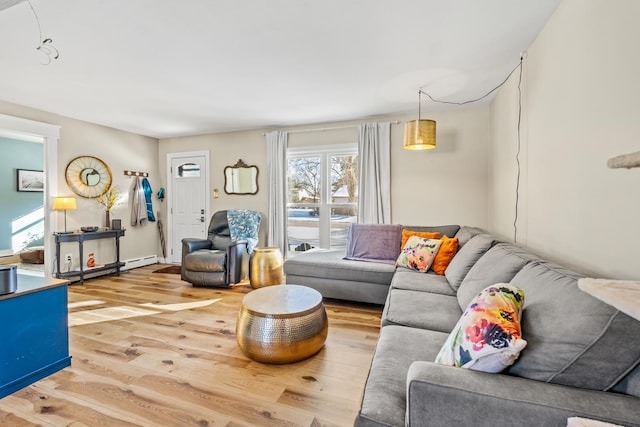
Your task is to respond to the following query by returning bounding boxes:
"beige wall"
[391,109,489,227]
[1,98,490,268]
[159,107,490,246]
[159,130,270,246]
[0,100,160,269]
[489,0,640,279]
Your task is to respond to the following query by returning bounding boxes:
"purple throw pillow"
[344,224,403,264]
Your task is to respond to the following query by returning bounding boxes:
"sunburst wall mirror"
[65,155,112,198]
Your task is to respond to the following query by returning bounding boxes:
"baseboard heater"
[122,255,158,270]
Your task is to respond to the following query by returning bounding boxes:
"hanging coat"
[131,177,148,227]
[142,178,156,222]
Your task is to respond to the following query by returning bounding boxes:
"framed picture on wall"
[17,169,44,192]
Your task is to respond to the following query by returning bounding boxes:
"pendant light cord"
[419,61,522,106]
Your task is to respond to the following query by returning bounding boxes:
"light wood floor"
[0,265,382,426]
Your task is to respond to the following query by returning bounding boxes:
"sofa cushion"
[391,268,456,296]
[402,225,460,238]
[445,233,497,291]
[508,261,640,391]
[395,237,442,273]
[382,289,461,332]
[345,224,403,264]
[612,363,640,398]
[355,325,449,427]
[283,249,396,285]
[435,284,527,373]
[406,362,640,427]
[457,243,539,308]
[19,246,45,264]
[453,226,486,247]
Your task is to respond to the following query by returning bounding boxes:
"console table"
[0,274,70,398]
[54,229,125,283]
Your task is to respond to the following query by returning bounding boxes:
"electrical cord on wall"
[514,56,524,243]
[418,56,525,243]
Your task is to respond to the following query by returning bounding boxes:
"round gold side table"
[249,247,284,288]
[236,285,328,364]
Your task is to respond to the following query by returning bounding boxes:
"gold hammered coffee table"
[236,285,328,364]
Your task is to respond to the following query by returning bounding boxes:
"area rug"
[152,265,182,274]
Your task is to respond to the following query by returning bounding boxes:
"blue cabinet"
[0,275,71,398]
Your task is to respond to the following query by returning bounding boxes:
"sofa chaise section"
[284,225,464,305]
[283,249,396,304]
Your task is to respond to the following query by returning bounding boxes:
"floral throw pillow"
[395,236,442,273]
[400,230,440,251]
[435,284,527,373]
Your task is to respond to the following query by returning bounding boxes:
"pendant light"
[404,90,436,150]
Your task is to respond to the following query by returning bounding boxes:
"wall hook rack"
[124,170,149,177]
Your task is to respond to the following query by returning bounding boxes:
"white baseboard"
[122,255,158,270]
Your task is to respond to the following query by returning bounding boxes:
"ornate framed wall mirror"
[224,159,258,195]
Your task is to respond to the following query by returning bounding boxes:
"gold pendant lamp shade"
[404,90,436,150]
[404,119,436,150]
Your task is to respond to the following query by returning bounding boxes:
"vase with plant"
[96,186,120,228]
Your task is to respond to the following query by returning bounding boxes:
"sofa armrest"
[406,361,640,427]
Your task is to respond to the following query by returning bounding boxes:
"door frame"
[166,150,210,264]
[0,114,59,278]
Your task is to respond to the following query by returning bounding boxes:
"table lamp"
[52,196,77,233]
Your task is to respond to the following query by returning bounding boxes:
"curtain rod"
[263,120,400,136]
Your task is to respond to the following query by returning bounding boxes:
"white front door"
[168,153,209,264]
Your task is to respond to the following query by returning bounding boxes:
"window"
[177,162,200,178]
[287,144,358,252]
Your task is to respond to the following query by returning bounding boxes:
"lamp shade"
[404,119,436,150]
[52,197,77,211]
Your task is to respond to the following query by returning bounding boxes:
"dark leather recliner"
[181,210,249,287]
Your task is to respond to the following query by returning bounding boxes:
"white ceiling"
[0,0,560,139]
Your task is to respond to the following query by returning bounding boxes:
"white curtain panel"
[357,122,391,224]
[265,130,288,256]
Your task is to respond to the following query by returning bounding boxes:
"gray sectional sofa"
[283,226,640,427]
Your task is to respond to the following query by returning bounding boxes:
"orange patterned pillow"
[401,230,440,250]
[431,235,459,275]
